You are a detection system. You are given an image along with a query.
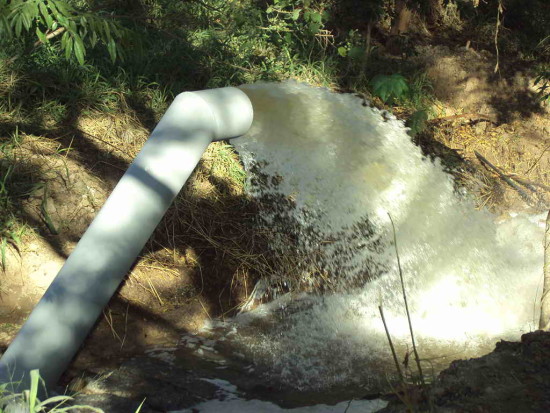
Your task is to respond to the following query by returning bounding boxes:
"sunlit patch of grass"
[0,129,40,271]
[203,142,247,195]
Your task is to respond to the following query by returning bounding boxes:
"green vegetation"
[0,369,101,412]
[0,0,545,287]
[0,0,546,266]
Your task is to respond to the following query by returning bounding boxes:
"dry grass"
[428,120,550,212]
[116,141,304,314]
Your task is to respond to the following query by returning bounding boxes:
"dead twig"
[428,113,496,124]
[506,175,550,193]
[525,143,550,175]
[539,210,550,330]
[474,151,535,205]
[388,213,425,385]
[379,305,405,384]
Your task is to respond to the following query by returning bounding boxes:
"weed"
[0,128,38,270]
[0,369,102,412]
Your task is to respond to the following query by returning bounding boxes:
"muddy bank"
[382,331,550,412]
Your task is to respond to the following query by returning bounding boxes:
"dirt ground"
[380,331,550,412]
[413,45,549,213]
[0,43,548,390]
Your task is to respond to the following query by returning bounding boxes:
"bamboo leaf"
[107,37,116,63]
[36,27,47,43]
[61,29,68,49]
[47,0,59,19]
[103,20,111,40]
[64,35,73,60]
[52,0,71,17]
[20,9,31,30]
[73,33,85,65]
[14,14,22,37]
[90,30,98,47]
[39,1,54,28]
[0,16,11,38]
[110,21,120,38]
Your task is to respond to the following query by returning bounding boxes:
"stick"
[428,113,496,124]
[474,151,535,205]
[388,213,425,385]
[539,210,550,330]
[505,175,539,193]
[379,305,405,384]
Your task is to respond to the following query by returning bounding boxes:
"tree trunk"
[390,0,412,36]
[539,210,550,330]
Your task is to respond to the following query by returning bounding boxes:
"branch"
[33,27,66,48]
[428,113,496,124]
[474,151,536,206]
[540,210,550,330]
[379,305,405,384]
[388,213,425,385]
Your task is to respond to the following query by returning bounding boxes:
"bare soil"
[412,44,550,213]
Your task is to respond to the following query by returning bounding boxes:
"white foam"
[226,81,544,389]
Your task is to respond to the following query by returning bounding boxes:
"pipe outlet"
[0,87,253,393]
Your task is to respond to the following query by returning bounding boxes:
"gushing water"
[223,81,544,391]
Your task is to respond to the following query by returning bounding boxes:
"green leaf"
[310,12,322,23]
[107,37,116,63]
[20,11,31,31]
[73,33,85,65]
[68,19,77,33]
[61,29,68,49]
[308,22,320,34]
[0,16,11,38]
[284,32,292,44]
[115,41,125,62]
[110,21,121,37]
[56,14,68,26]
[64,35,73,60]
[406,110,429,137]
[52,0,71,17]
[291,9,300,20]
[47,0,60,18]
[337,46,347,57]
[103,20,111,40]
[370,74,409,104]
[14,15,23,37]
[0,238,6,271]
[39,1,54,29]
[29,369,39,411]
[348,46,364,59]
[90,30,98,47]
[36,27,47,43]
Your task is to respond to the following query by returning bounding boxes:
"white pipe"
[0,87,253,392]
